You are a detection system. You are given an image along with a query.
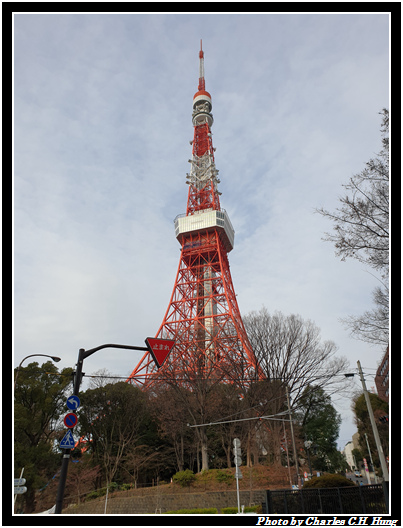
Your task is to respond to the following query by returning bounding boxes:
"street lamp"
[14,354,61,389]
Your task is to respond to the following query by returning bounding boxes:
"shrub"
[222,505,260,514]
[120,483,134,491]
[165,507,218,514]
[172,469,196,487]
[86,491,100,501]
[215,470,235,485]
[86,488,106,500]
[302,473,357,489]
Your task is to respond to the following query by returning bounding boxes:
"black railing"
[264,483,388,515]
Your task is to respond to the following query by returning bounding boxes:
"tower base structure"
[127,227,259,389]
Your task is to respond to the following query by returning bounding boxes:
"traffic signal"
[379,415,389,424]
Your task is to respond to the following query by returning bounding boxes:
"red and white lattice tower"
[127,42,259,388]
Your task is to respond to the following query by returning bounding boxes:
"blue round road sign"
[64,413,78,428]
[66,395,81,410]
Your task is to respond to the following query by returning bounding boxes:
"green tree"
[77,382,157,487]
[14,361,73,513]
[295,385,345,473]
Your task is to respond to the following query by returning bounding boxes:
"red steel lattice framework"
[127,42,259,388]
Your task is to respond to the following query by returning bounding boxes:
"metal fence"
[264,484,388,515]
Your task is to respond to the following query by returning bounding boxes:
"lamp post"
[14,354,61,389]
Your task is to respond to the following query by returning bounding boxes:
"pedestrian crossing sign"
[59,430,75,449]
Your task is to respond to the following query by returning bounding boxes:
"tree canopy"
[14,361,73,512]
[77,381,161,486]
[242,308,350,405]
[295,385,346,473]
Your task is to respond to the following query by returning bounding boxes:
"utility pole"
[283,420,293,488]
[357,361,389,482]
[364,432,378,484]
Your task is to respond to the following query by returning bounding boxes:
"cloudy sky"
[13,12,389,450]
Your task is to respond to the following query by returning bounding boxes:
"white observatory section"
[174,209,235,253]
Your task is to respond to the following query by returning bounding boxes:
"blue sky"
[13,13,389,450]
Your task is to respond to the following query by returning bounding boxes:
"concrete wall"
[64,489,266,515]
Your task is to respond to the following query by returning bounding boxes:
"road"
[346,471,378,485]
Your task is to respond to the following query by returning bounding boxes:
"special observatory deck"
[174,209,234,253]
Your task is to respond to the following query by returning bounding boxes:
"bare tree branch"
[316,108,389,346]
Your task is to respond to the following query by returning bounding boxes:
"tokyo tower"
[127,42,259,388]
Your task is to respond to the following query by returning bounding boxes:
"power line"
[188,410,291,428]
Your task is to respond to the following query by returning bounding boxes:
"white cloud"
[13,12,389,448]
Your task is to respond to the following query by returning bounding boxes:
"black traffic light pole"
[54,344,148,514]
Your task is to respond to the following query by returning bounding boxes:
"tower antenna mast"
[198,39,205,91]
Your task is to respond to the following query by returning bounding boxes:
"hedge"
[302,473,357,489]
[222,505,261,514]
[164,508,218,514]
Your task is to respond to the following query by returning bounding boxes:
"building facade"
[375,346,389,403]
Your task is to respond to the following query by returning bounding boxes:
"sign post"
[14,468,25,507]
[54,340,175,514]
[233,438,242,514]
[14,477,27,497]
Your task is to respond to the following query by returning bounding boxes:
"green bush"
[86,488,106,500]
[302,473,357,489]
[86,490,100,501]
[120,483,134,491]
[222,505,260,514]
[215,469,235,485]
[165,507,218,514]
[172,469,196,487]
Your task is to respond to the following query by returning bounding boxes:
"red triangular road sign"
[145,338,175,368]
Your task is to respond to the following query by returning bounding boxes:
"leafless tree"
[243,308,350,406]
[87,368,119,390]
[316,109,389,346]
[235,309,349,466]
[149,387,195,472]
[151,346,228,472]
